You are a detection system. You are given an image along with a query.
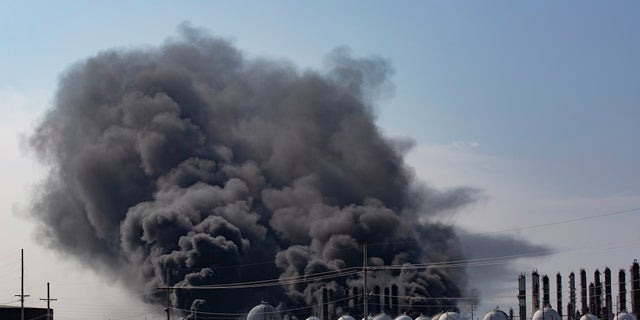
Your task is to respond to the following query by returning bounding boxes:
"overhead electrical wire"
[155,244,634,291]
[160,248,556,291]
[145,206,640,292]
[161,268,361,290]
[480,207,640,234]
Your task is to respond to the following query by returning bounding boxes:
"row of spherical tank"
[350,311,467,320]
[529,306,638,320]
[247,302,638,320]
[248,301,497,320]
[308,311,468,320]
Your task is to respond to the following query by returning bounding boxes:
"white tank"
[439,312,465,320]
[373,313,393,320]
[483,309,509,320]
[614,313,636,320]
[246,301,282,320]
[532,307,561,320]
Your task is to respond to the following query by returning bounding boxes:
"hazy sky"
[1,1,639,320]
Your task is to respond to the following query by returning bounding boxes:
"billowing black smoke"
[29,25,479,317]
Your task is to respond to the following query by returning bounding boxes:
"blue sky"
[1,1,639,319]
[3,1,638,197]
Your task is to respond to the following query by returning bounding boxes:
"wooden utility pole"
[15,249,30,320]
[39,282,57,320]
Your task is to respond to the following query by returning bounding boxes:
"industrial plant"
[3,258,640,320]
[514,260,640,320]
[232,259,640,320]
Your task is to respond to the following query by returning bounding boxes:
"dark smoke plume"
[29,25,480,317]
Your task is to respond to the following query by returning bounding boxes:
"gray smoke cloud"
[458,231,552,305]
[29,24,484,318]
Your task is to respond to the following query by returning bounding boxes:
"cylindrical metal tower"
[383,287,390,313]
[533,270,541,313]
[605,268,612,320]
[557,273,563,318]
[581,269,588,315]
[596,270,603,317]
[620,269,627,312]
[351,286,359,315]
[519,273,527,320]
[391,284,399,315]
[590,282,596,314]
[570,272,577,320]
[322,288,329,320]
[544,275,551,307]
[631,260,640,319]
[373,285,381,314]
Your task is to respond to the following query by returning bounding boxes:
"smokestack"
[391,285,399,315]
[631,260,640,318]
[328,290,338,320]
[590,282,596,314]
[558,273,563,318]
[570,272,576,320]
[323,288,329,320]
[543,275,551,307]
[620,269,627,312]
[351,287,359,315]
[384,287,390,314]
[581,269,588,314]
[605,268,612,320]
[595,270,602,317]
[519,273,527,320]
[374,286,381,314]
[533,270,541,312]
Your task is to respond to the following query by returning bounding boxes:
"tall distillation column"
[519,273,527,320]
[595,269,602,317]
[533,271,541,313]
[570,272,576,320]
[581,269,588,315]
[620,269,627,313]
[543,275,551,307]
[631,260,640,319]
[557,273,563,318]
[605,268,612,320]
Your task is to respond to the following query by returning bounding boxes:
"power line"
[160,268,361,290]
[124,206,640,292]
[480,207,640,235]
[157,250,555,291]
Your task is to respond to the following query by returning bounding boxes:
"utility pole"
[15,249,30,320]
[39,282,57,320]
[363,243,368,320]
